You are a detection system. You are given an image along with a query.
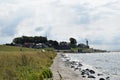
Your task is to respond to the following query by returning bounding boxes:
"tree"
[33,36,47,43]
[48,40,59,49]
[13,36,48,44]
[69,38,77,48]
[13,37,24,44]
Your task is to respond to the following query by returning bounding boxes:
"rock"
[85,69,95,74]
[70,62,82,71]
[81,69,89,76]
[78,63,83,67]
[74,67,79,71]
[81,70,85,72]
[97,73,103,76]
[82,75,86,78]
[106,76,110,80]
[85,69,89,71]
[81,70,88,75]
[74,66,81,71]
[88,75,96,78]
[89,70,95,74]
[70,64,74,68]
[99,78,105,80]
[81,71,85,75]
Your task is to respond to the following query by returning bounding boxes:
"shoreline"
[62,53,120,80]
[50,53,87,80]
[64,52,120,80]
[51,53,112,80]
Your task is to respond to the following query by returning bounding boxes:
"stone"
[89,70,95,74]
[97,73,103,76]
[88,75,96,78]
[106,76,110,80]
[99,78,105,80]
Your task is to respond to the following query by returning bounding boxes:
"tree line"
[11,36,89,49]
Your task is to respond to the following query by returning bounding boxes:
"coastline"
[50,53,87,80]
[61,52,120,80]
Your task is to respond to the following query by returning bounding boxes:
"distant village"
[6,36,106,53]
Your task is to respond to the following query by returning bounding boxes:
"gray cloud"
[0,5,32,37]
[35,27,44,32]
[0,0,120,50]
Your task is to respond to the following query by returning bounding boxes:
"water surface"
[66,52,120,80]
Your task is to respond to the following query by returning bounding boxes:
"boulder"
[99,78,105,80]
[85,69,95,74]
[81,71,85,75]
[97,73,103,76]
[82,75,86,78]
[88,75,96,78]
[89,70,95,74]
[106,76,110,80]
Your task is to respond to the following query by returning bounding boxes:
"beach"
[50,53,87,80]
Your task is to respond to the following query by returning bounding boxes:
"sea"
[65,52,120,80]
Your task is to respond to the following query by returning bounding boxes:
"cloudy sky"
[0,0,120,50]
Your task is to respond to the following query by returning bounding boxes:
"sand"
[50,53,88,80]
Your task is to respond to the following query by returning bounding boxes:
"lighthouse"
[86,39,89,47]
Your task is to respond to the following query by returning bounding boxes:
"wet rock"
[70,64,74,68]
[81,71,85,75]
[82,75,86,78]
[99,78,105,80]
[88,75,96,78]
[85,69,95,74]
[89,70,95,74]
[78,63,83,67]
[81,69,89,76]
[106,76,110,80]
[97,73,103,76]
[74,67,79,71]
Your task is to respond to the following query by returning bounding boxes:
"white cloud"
[0,0,120,50]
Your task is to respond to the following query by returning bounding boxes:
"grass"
[0,45,37,51]
[0,45,56,80]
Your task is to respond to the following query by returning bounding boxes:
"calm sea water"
[66,52,120,80]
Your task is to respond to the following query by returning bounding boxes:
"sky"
[0,0,120,51]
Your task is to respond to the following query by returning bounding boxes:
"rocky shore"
[51,53,110,80]
[50,53,87,80]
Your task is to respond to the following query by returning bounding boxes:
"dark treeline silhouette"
[13,36,47,44]
[11,36,89,50]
